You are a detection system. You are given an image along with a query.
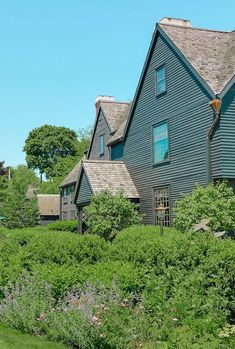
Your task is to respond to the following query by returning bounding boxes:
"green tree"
[23,125,79,180]
[174,181,235,232]
[84,190,143,241]
[3,165,40,228]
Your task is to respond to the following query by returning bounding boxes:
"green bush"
[47,220,78,233]
[174,181,235,232]
[84,190,143,241]
[1,225,235,348]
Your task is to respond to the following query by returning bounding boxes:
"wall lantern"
[155,202,167,236]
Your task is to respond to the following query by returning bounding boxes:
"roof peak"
[159,22,231,34]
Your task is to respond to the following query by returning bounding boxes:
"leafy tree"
[3,165,40,228]
[0,161,12,216]
[23,125,79,179]
[84,190,143,241]
[174,181,235,232]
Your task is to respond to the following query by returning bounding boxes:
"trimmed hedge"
[47,220,78,233]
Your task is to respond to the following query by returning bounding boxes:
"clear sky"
[0,0,234,167]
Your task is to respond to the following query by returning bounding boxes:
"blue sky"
[0,0,234,167]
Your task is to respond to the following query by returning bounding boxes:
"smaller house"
[37,195,60,225]
[59,161,83,220]
[74,160,139,232]
[26,185,60,225]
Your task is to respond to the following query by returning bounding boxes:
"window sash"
[153,123,169,163]
[155,187,170,227]
[156,66,166,94]
[99,135,104,156]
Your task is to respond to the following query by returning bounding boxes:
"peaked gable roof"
[159,23,235,95]
[123,21,235,142]
[87,101,131,157]
[74,160,139,203]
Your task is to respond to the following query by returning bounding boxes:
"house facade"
[74,17,235,230]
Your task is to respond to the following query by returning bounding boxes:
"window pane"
[99,135,104,156]
[156,66,166,94]
[155,187,170,227]
[153,123,169,163]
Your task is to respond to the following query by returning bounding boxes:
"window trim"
[155,64,167,96]
[99,134,105,158]
[152,120,170,166]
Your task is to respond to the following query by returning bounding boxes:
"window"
[99,134,104,157]
[153,122,169,164]
[156,66,166,95]
[154,187,170,227]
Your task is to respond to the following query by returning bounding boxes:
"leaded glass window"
[155,187,170,227]
[156,66,166,94]
[99,134,104,157]
[153,122,169,164]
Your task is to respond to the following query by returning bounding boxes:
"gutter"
[207,99,222,183]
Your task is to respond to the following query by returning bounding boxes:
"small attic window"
[99,134,104,157]
[155,65,166,95]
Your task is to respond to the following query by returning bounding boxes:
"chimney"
[160,17,192,28]
[95,95,115,115]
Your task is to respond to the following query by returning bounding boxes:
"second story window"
[156,65,166,95]
[99,134,104,157]
[153,122,169,164]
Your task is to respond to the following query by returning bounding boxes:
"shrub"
[174,181,235,232]
[84,190,143,241]
[47,220,78,233]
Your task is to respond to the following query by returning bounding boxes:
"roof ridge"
[159,23,231,34]
[100,101,130,105]
[83,160,124,164]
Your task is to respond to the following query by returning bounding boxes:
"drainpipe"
[207,99,222,183]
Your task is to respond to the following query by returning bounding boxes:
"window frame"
[152,120,170,166]
[99,134,105,158]
[155,65,167,96]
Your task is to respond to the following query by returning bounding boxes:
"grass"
[0,324,69,349]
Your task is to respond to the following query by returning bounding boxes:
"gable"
[88,108,111,160]
[76,169,93,206]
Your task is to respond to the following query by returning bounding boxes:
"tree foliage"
[84,191,143,241]
[3,165,40,228]
[174,181,235,232]
[23,125,79,178]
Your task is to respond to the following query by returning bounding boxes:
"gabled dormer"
[87,96,131,160]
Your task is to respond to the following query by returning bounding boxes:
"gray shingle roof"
[60,161,82,187]
[82,160,139,198]
[107,118,127,145]
[160,23,235,94]
[101,102,131,132]
[37,195,60,216]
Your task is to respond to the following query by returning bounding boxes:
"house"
[26,185,60,225]
[74,17,235,230]
[60,161,82,220]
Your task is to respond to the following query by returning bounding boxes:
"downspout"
[207,98,222,183]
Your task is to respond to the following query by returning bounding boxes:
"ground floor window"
[154,186,170,227]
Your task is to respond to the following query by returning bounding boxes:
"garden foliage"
[0,226,235,347]
[47,220,78,233]
[174,181,235,232]
[84,190,143,241]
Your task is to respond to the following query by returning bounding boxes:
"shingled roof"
[81,160,139,198]
[159,23,235,94]
[60,161,82,188]
[100,101,131,133]
[37,195,60,216]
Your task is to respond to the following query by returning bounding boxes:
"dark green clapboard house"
[74,17,235,231]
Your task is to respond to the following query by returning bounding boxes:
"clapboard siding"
[76,170,92,205]
[89,109,111,160]
[220,84,235,177]
[111,142,124,160]
[123,32,214,224]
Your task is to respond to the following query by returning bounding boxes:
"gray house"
[74,17,235,230]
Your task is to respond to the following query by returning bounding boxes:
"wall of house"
[111,142,124,160]
[219,83,235,178]
[76,170,93,206]
[123,32,214,225]
[60,184,77,220]
[89,109,111,160]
